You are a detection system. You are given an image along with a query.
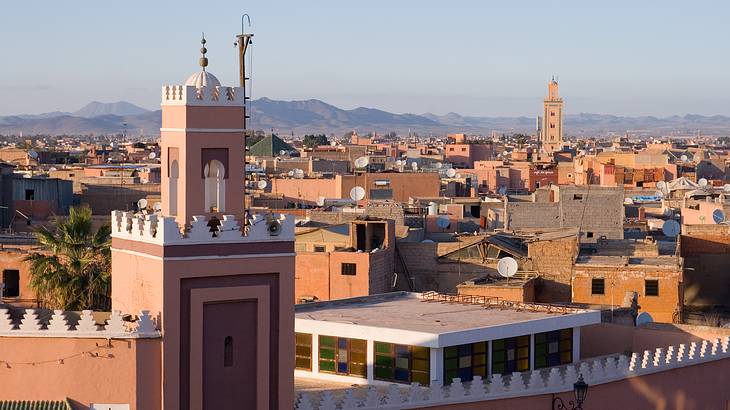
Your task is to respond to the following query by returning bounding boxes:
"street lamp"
[552,374,589,410]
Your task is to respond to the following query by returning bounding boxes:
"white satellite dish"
[330,141,337,146]
[698,178,708,187]
[436,162,443,169]
[48,167,57,172]
[498,186,507,195]
[446,168,457,178]
[636,312,654,327]
[153,202,162,212]
[316,196,325,207]
[421,239,435,243]
[680,154,688,162]
[294,169,305,179]
[287,170,294,177]
[257,180,268,190]
[724,184,730,193]
[624,197,634,205]
[137,198,148,210]
[654,190,664,199]
[148,152,157,160]
[350,186,366,201]
[656,181,667,191]
[712,209,725,224]
[354,156,369,169]
[455,173,462,179]
[411,162,419,171]
[436,216,451,229]
[662,220,680,237]
[28,150,38,159]
[279,150,287,156]
[395,160,403,167]
[497,257,519,278]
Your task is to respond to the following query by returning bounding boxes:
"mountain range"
[2,99,730,136]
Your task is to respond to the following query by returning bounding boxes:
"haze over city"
[3,0,730,117]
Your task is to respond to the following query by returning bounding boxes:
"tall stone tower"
[110,36,295,410]
[540,78,564,154]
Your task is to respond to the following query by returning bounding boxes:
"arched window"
[204,160,226,212]
[169,160,179,216]
[224,336,233,367]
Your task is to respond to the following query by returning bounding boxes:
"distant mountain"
[73,101,150,118]
[2,98,730,136]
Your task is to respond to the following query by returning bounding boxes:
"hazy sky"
[2,0,729,117]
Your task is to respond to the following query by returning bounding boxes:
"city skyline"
[2,0,730,117]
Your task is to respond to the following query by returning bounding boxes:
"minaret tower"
[110,34,295,410]
[540,77,564,154]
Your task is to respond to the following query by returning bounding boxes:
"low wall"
[295,337,730,410]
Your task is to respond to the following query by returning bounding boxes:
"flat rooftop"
[295,292,600,347]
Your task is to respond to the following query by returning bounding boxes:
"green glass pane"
[535,344,547,356]
[319,336,336,348]
[445,358,458,371]
[412,371,430,386]
[375,342,392,354]
[319,360,335,372]
[535,356,547,368]
[444,346,458,358]
[492,339,505,350]
[444,370,458,384]
[535,333,546,343]
[375,367,394,380]
[376,355,394,367]
[492,363,505,374]
[492,350,506,362]
[319,348,335,360]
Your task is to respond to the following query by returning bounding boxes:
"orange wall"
[0,337,161,410]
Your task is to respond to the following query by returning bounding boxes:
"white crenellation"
[294,338,730,409]
[47,310,70,332]
[161,85,244,107]
[677,344,687,363]
[111,211,294,244]
[0,308,160,339]
[19,309,43,331]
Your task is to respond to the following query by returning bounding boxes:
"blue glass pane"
[458,344,472,356]
[338,362,348,373]
[338,338,348,349]
[395,368,410,381]
[396,345,409,355]
[458,367,473,381]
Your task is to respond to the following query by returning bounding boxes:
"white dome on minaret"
[184,33,220,88]
[185,71,221,88]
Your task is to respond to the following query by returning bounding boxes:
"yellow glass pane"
[517,358,529,371]
[351,338,367,351]
[517,347,529,358]
[412,346,430,359]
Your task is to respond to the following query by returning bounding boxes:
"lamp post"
[552,374,589,410]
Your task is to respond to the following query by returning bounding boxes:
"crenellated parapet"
[111,211,294,245]
[161,85,245,107]
[294,337,730,410]
[0,308,160,339]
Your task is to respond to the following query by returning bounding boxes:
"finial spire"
[199,32,208,71]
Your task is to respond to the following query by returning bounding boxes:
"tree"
[303,134,329,148]
[25,206,112,310]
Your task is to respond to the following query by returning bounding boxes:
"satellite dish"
[680,154,688,162]
[48,167,57,172]
[148,152,157,160]
[330,141,337,146]
[455,173,462,179]
[137,198,148,210]
[436,162,443,169]
[436,216,451,229]
[395,160,403,167]
[153,202,162,212]
[636,312,654,327]
[421,239,435,243]
[624,197,634,205]
[712,209,725,224]
[662,220,680,237]
[279,150,287,156]
[28,150,38,159]
[498,186,507,195]
[411,162,418,171]
[316,196,325,207]
[698,178,708,187]
[656,181,667,191]
[350,186,365,201]
[654,191,664,199]
[724,184,730,193]
[497,257,519,278]
[257,180,268,190]
[446,168,457,178]
[354,156,369,169]
[294,169,305,179]
[287,170,294,177]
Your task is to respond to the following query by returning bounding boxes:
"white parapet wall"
[111,211,295,245]
[294,337,730,410]
[161,85,245,107]
[0,308,160,339]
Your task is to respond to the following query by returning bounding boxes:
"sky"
[2,0,730,117]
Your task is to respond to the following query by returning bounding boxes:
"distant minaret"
[540,77,564,154]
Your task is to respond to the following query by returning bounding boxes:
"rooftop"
[295,292,600,347]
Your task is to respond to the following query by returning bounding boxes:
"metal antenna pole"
[236,14,253,211]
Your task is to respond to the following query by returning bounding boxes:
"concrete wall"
[0,337,161,410]
[680,229,730,308]
[526,236,577,303]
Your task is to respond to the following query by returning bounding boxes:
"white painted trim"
[572,326,581,363]
[160,128,245,133]
[366,339,375,383]
[110,247,294,261]
[430,347,443,385]
[529,333,535,370]
[487,340,493,377]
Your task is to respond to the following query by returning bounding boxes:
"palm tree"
[24,206,111,310]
